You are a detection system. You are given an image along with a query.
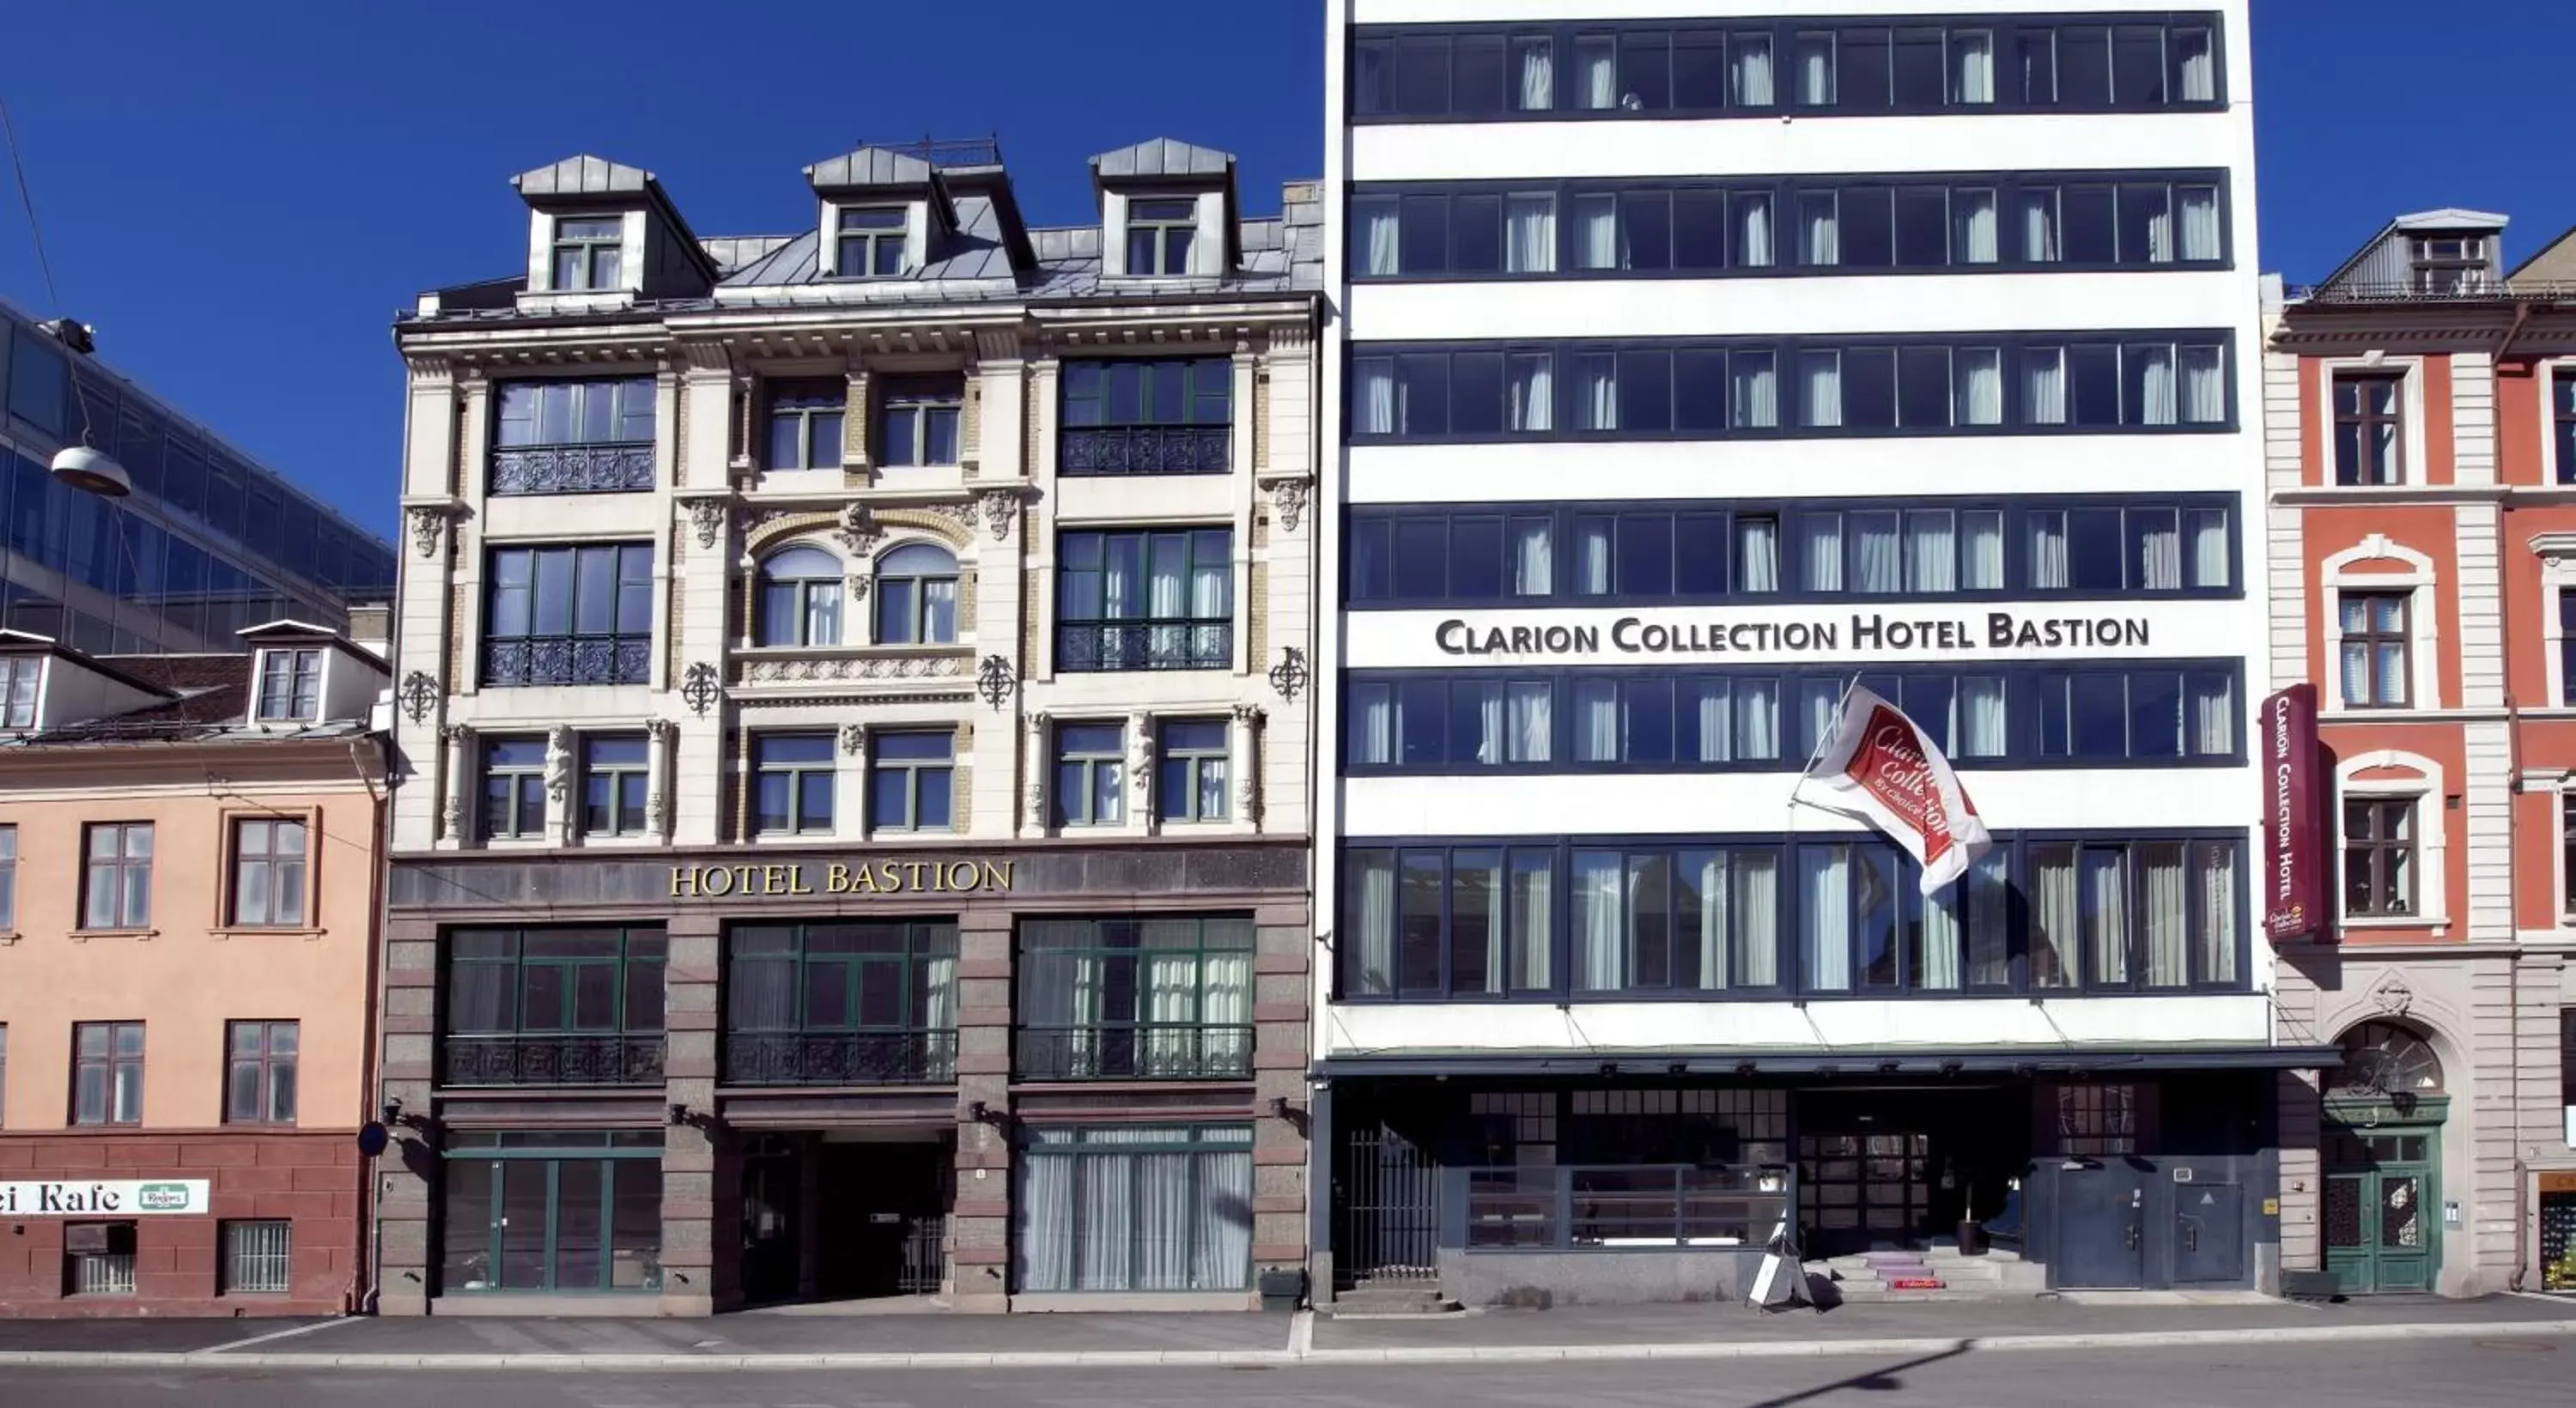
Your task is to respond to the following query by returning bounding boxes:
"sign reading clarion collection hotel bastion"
[669,858,1015,899]
[1433,609,2155,659]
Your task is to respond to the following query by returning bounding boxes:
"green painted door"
[2322,1126,2439,1294]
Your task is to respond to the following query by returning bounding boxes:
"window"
[873,543,959,645]
[491,378,655,494]
[2053,1084,2140,1156]
[2338,592,2411,708]
[1157,719,1231,822]
[724,919,958,1084]
[224,1021,297,1125]
[482,737,549,840]
[1343,847,1562,998]
[2333,373,2405,485]
[753,733,836,835]
[2032,669,2236,762]
[868,730,954,833]
[441,1130,663,1292]
[7,324,69,436]
[1014,1125,1252,1292]
[228,818,308,926]
[878,376,963,466]
[254,648,322,723]
[1060,358,1232,476]
[835,206,909,276]
[2,654,39,727]
[1056,529,1233,671]
[764,380,845,471]
[2344,798,2417,919]
[483,543,653,686]
[2563,795,2576,916]
[0,1024,9,1126]
[756,545,843,647]
[582,735,649,837]
[64,1223,136,1296]
[81,822,152,930]
[1126,197,1199,275]
[1017,917,1254,1080]
[1054,723,1127,828]
[2556,371,2576,486]
[222,1221,292,1295]
[442,926,666,1087]
[0,825,14,932]
[73,1022,143,1125]
[1350,331,2228,441]
[550,216,623,291]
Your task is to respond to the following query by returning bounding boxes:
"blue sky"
[0,1,2565,540]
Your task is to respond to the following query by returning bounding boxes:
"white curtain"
[1733,37,1775,106]
[1738,680,1780,760]
[1078,1143,1133,1290]
[1517,39,1555,110]
[1802,352,1842,428]
[1953,31,1995,102]
[1573,853,1624,992]
[1349,853,1395,995]
[2032,850,2081,987]
[1474,685,1505,766]
[1508,355,1554,433]
[2024,348,2066,425]
[1738,192,1775,268]
[2021,191,2061,263]
[1193,1149,1253,1290]
[2180,345,2226,424]
[1956,189,1999,264]
[1732,352,1778,428]
[1576,196,1619,270]
[1354,685,1394,765]
[2028,513,2069,590]
[1506,195,1557,273]
[1189,548,1229,622]
[1957,348,2003,426]
[1460,860,1504,995]
[1577,355,1618,431]
[1801,195,1839,266]
[2137,346,2178,426]
[2195,845,2238,984]
[2086,851,2129,986]
[2144,191,2175,264]
[2137,512,2183,590]
[2178,32,2216,101]
[1962,512,2004,590]
[1508,682,1552,762]
[1959,677,2007,756]
[1803,848,1852,992]
[2142,845,2188,988]
[1510,856,1552,991]
[2179,186,2221,260]
[1575,681,1619,762]
[1577,39,1616,109]
[1854,513,1902,593]
[1801,513,1843,592]
[1803,683,1839,757]
[1362,203,1401,276]
[1355,361,1395,435]
[1512,519,1553,595]
[1692,681,1732,762]
[2189,508,2229,587]
[1795,34,1833,105]
[1737,854,1779,986]
[1695,853,1730,990]
[1920,887,1962,991]
[1738,515,1781,592]
[1575,519,1612,595]
[2191,675,2233,755]
[1965,854,2011,986]
[1016,1144,1076,1292]
[1907,511,1956,593]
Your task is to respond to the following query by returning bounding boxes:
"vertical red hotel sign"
[2262,684,2325,943]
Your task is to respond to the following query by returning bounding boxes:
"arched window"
[2327,1020,2444,1095]
[756,545,843,647]
[874,543,959,645]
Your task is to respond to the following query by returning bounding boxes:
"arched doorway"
[2321,1020,2446,1294]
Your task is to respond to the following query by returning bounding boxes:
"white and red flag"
[1797,684,1993,896]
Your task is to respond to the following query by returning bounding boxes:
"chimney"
[347,601,392,661]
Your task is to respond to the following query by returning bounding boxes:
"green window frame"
[1061,358,1232,429]
[1014,915,1255,1080]
[723,919,959,1084]
[1012,1124,1254,1293]
[439,1131,664,1294]
[443,927,666,1037]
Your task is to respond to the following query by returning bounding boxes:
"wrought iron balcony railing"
[722,1029,959,1086]
[1054,621,1231,672]
[483,634,652,687]
[1014,1024,1255,1082]
[1060,425,1230,476]
[441,1034,667,1088]
[489,442,656,495]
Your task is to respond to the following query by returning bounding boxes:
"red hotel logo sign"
[2261,684,2324,943]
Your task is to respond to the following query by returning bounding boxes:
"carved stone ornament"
[1267,479,1309,533]
[1230,702,1267,726]
[1024,711,1051,829]
[1130,725,1154,799]
[978,488,1021,542]
[846,574,872,603]
[686,497,731,551]
[406,504,452,559]
[2368,972,2415,1017]
[835,501,884,555]
[840,723,867,756]
[1236,767,1259,822]
[739,653,969,684]
[644,718,678,745]
[544,725,574,803]
[937,501,980,531]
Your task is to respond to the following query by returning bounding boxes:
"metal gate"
[898,1215,946,1296]
[1340,1124,1440,1288]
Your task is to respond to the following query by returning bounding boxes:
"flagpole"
[1786,671,1863,826]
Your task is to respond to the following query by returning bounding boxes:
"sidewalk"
[1,1294,2570,1371]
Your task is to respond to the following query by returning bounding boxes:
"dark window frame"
[223,1019,298,1126]
[480,736,550,841]
[439,1131,665,1294]
[79,821,152,931]
[878,374,965,467]
[1014,916,1256,1081]
[1157,718,1233,823]
[1060,358,1234,477]
[2555,368,2576,486]
[550,215,624,292]
[752,731,837,836]
[763,379,846,472]
[722,918,959,1085]
[255,647,323,722]
[439,926,666,1089]
[71,1021,144,1126]
[482,542,654,687]
[1125,197,1200,276]
[835,205,911,278]
[228,816,308,927]
[2342,798,2418,919]
[1054,527,1236,672]
[867,729,956,834]
[1053,721,1128,828]
[2331,371,2406,486]
[581,734,651,839]
[2337,589,2411,710]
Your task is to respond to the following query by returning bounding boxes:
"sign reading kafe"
[2260,684,2325,944]
[671,858,1014,899]
[1436,610,2152,659]
[0,1180,210,1216]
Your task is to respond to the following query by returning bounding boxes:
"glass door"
[2323,1127,2438,1293]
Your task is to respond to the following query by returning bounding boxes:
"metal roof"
[804,146,936,191]
[513,155,656,197]
[1090,137,1235,180]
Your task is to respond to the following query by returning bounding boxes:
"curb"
[0,1317,2570,1372]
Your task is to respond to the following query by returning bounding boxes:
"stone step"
[1327,1287,1461,1317]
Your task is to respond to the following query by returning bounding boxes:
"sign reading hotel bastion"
[1432,609,2155,659]
[670,858,1015,899]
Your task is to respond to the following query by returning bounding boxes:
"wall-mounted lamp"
[380,1096,404,1126]
[667,1102,691,1127]
[1267,1096,1292,1120]
[968,1100,1005,1126]
[1666,1061,1688,1077]
[1597,1060,1619,1078]
[1877,1059,1902,1074]
[1939,1060,1965,1078]
[1735,1061,1759,1078]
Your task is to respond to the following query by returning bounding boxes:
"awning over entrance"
[1314,1044,2341,1078]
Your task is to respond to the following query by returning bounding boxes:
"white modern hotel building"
[1309,1,2320,1306]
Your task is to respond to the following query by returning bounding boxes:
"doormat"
[1887,1278,1946,1290]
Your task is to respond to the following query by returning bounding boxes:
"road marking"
[204,1317,364,1354]
[1290,1309,1315,1358]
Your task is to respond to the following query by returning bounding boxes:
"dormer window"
[1127,198,1198,276]
[2409,235,2488,294]
[837,207,909,277]
[256,648,322,723]
[551,216,624,291]
[2,656,39,728]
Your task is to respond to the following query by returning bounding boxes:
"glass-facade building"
[0,300,397,652]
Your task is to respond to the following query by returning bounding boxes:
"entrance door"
[2054,1164,2146,1289]
[739,1144,802,1304]
[817,1141,951,1300]
[1340,1123,1438,1288]
[2324,1128,2439,1294]
[1799,1132,1929,1258]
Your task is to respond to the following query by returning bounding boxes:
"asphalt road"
[2,1339,2567,1407]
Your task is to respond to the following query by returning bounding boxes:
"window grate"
[222,1220,293,1294]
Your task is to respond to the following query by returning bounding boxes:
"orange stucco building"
[0,617,388,1314]
[2266,212,2576,1296]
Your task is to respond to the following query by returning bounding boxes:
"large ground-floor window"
[440,1130,663,1294]
[1012,1124,1252,1293]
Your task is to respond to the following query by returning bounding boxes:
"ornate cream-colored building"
[378,138,1321,1314]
